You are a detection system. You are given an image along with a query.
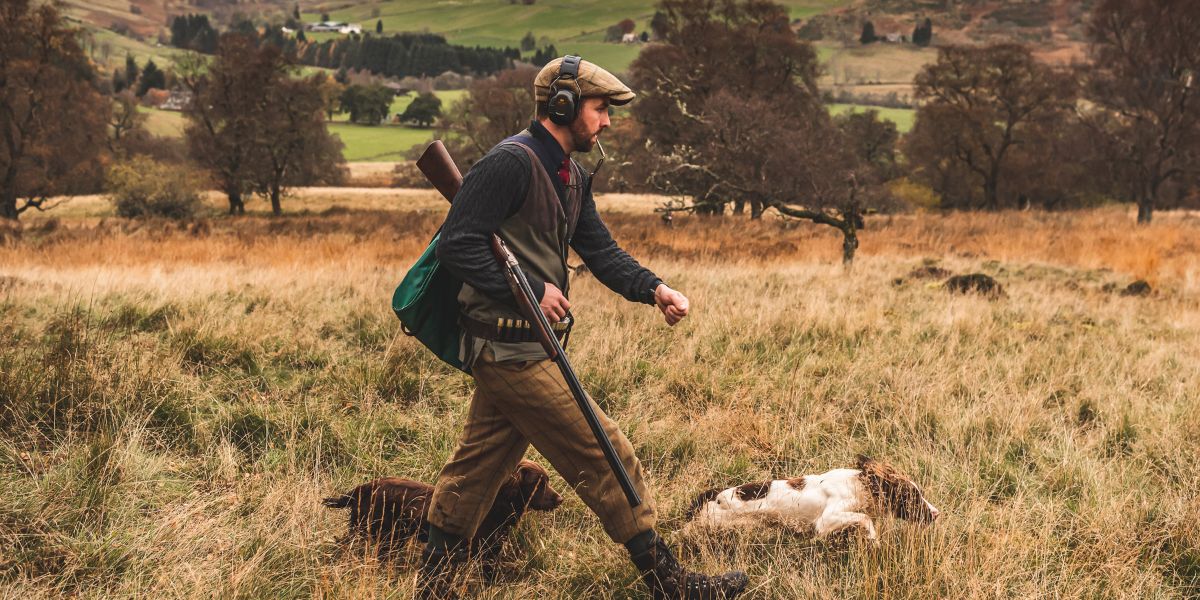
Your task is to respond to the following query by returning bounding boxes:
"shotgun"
[416,140,642,509]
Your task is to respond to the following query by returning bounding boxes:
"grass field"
[134,90,467,162]
[315,0,847,72]
[1,196,1198,598]
[829,104,916,132]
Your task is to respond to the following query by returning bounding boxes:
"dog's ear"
[684,487,723,521]
[856,454,875,471]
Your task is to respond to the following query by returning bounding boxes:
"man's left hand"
[654,284,689,326]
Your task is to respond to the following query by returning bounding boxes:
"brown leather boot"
[627,531,749,600]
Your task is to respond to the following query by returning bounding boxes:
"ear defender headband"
[547,55,583,126]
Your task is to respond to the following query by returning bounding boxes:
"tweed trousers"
[427,348,656,544]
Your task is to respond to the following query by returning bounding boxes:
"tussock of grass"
[1,205,1198,597]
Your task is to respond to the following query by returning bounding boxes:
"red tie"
[558,157,571,186]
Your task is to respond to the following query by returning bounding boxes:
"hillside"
[72,0,1095,76]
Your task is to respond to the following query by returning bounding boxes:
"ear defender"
[548,55,583,126]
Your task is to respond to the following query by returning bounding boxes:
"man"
[418,56,749,599]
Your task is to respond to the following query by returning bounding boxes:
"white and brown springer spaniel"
[687,455,940,541]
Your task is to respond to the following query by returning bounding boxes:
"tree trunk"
[841,226,859,265]
[732,199,745,215]
[1136,199,1153,224]
[749,199,763,219]
[270,185,282,216]
[0,193,17,221]
[983,177,999,211]
[228,189,245,215]
[1,169,18,220]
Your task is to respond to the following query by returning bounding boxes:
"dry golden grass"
[1,197,1198,599]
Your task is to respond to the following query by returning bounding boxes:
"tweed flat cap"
[534,57,635,106]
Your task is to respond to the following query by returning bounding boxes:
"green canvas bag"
[391,232,467,373]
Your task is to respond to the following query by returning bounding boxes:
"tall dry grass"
[0,199,1198,598]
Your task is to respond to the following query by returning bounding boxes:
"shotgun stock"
[415,140,463,202]
[415,139,641,508]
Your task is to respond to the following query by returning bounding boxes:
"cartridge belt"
[460,314,572,344]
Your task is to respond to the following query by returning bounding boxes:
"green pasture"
[133,90,469,162]
[328,123,433,161]
[86,27,179,71]
[313,0,847,72]
[829,103,916,133]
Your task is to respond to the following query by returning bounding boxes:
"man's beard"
[569,119,598,153]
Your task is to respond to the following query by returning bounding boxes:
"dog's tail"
[322,494,352,509]
[684,487,723,521]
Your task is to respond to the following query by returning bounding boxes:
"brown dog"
[322,459,563,565]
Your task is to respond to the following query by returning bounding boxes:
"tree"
[400,92,442,127]
[254,76,346,215]
[181,34,281,215]
[1084,0,1200,223]
[376,19,383,34]
[650,10,669,40]
[860,21,877,44]
[170,14,218,53]
[629,0,876,263]
[912,17,933,46]
[321,12,330,22]
[125,53,140,87]
[907,44,1076,210]
[0,0,108,220]
[108,91,149,158]
[113,68,128,93]
[520,31,536,52]
[619,18,637,34]
[137,59,166,96]
[293,4,301,20]
[432,66,538,168]
[837,110,898,180]
[338,84,392,124]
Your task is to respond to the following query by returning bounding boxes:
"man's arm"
[569,187,663,305]
[435,147,546,305]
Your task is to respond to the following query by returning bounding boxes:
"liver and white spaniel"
[687,455,939,541]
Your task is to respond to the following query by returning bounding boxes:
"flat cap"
[534,56,635,106]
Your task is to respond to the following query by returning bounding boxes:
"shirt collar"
[529,120,569,170]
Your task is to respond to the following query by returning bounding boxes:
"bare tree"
[1084,0,1200,223]
[908,44,1076,211]
[0,0,108,220]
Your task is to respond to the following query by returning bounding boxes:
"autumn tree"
[183,34,345,215]
[1083,0,1200,223]
[432,65,538,169]
[629,0,878,263]
[0,0,108,220]
[906,44,1076,210]
[108,91,148,158]
[254,76,346,215]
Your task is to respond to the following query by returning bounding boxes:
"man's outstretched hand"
[654,284,689,326]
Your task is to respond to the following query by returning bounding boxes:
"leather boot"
[627,531,749,600]
[415,547,465,597]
